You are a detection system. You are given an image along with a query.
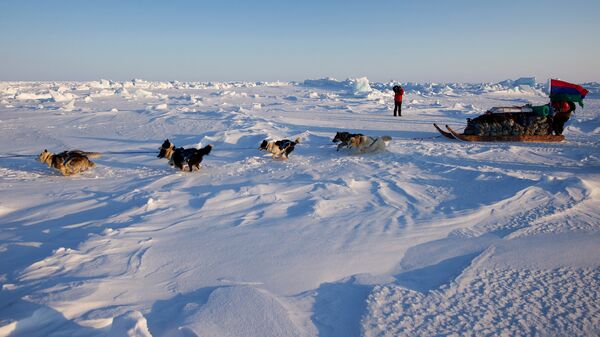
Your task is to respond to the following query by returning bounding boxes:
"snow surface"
[0,78,599,337]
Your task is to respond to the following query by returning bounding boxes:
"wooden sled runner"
[433,123,455,139]
[434,124,565,143]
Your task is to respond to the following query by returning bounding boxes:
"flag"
[550,79,589,107]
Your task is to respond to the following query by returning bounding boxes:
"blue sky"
[1,0,599,82]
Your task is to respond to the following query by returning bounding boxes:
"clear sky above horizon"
[1,0,599,83]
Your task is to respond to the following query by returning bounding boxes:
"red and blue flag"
[550,79,589,107]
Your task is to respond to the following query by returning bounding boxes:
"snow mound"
[109,311,152,337]
[0,308,68,337]
[177,286,303,337]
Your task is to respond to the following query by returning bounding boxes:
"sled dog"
[332,131,363,151]
[38,149,100,176]
[348,135,392,153]
[158,139,212,171]
[172,145,212,171]
[157,139,175,161]
[259,137,301,159]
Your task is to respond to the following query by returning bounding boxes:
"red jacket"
[394,88,404,103]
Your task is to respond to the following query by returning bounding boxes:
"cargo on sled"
[434,79,589,142]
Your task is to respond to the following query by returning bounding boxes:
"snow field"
[0,78,599,337]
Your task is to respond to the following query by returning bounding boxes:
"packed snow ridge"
[0,77,598,337]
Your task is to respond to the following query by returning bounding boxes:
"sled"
[433,123,455,139]
[435,124,565,143]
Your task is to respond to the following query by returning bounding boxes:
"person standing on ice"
[393,85,404,117]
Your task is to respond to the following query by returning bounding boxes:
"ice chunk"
[61,100,76,112]
[351,77,373,97]
[131,89,155,99]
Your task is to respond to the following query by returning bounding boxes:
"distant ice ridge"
[7,79,291,93]
[14,90,78,102]
[498,77,537,87]
[481,77,543,95]
[2,77,592,104]
[390,77,546,96]
[0,80,294,105]
[302,77,385,100]
[303,76,549,97]
[302,77,348,90]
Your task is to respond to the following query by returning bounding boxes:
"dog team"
[36,86,404,175]
[38,132,392,176]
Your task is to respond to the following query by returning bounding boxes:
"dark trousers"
[552,112,571,135]
[394,102,402,116]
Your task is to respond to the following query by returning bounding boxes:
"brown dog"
[38,150,100,176]
[332,131,363,151]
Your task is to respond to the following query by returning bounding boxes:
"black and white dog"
[259,137,301,159]
[158,139,212,171]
